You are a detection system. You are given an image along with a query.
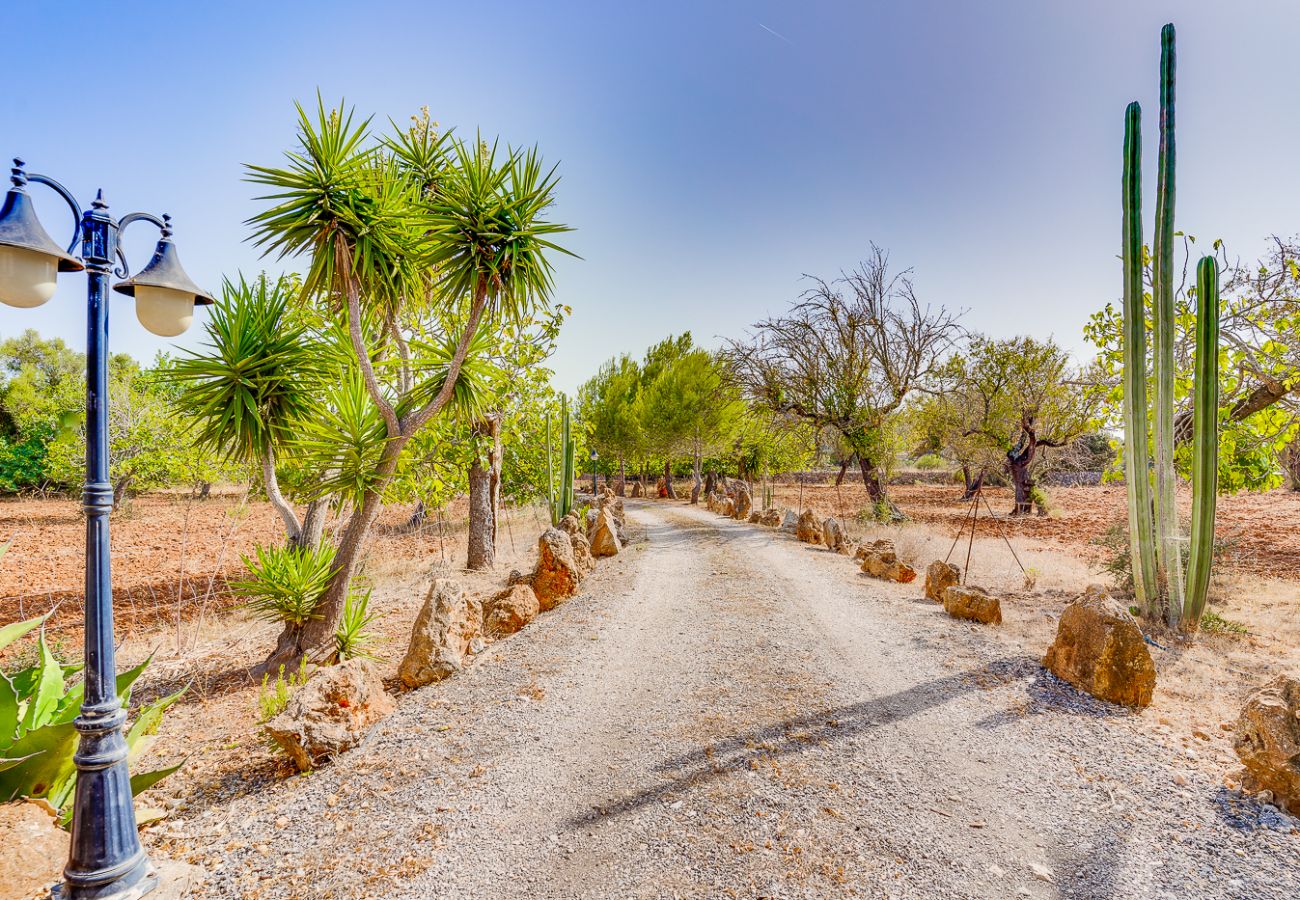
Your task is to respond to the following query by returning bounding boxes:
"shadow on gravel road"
[565,656,1032,830]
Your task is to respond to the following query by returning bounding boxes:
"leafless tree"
[726,245,959,516]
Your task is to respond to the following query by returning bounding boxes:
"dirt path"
[181,502,1297,899]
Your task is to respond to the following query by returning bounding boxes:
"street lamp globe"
[0,244,59,307]
[112,216,214,336]
[0,167,85,307]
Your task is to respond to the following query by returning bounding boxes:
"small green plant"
[232,543,336,626]
[915,453,945,470]
[0,615,184,823]
[256,658,311,723]
[546,396,577,526]
[762,482,774,509]
[1096,523,1136,598]
[1199,610,1249,636]
[1028,485,1055,516]
[334,588,379,662]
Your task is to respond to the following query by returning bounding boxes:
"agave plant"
[231,543,337,627]
[0,615,184,824]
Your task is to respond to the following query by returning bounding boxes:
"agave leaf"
[0,720,78,802]
[0,673,19,748]
[130,759,185,798]
[0,612,46,653]
[126,686,188,765]
[20,632,66,734]
[0,751,39,773]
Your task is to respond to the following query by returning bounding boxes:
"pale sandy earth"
[161,500,1297,900]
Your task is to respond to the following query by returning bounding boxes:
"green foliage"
[1199,610,1249,636]
[232,544,337,627]
[914,453,945,470]
[256,659,311,723]
[0,616,183,818]
[169,273,328,463]
[547,396,576,525]
[334,589,380,662]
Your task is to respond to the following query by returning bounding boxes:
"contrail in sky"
[758,22,792,44]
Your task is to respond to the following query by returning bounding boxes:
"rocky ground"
[153,501,1298,899]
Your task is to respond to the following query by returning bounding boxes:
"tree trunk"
[467,419,497,571]
[1285,439,1300,491]
[835,453,857,487]
[291,499,328,550]
[259,486,385,675]
[663,460,677,499]
[1008,454,1034,515]
[960,466,985,500]
[704,470,716,497]
[858,455,901,519]
[112,474,133,510]
[690,452,702,503]
[616,458,626,496]
[261,448,303,544]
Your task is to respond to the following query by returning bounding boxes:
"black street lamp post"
[0,158,213,899]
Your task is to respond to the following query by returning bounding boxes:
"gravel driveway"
[189,501,1297,899]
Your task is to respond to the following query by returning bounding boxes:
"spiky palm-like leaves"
[239,97,572,667]
[169,274,326,462]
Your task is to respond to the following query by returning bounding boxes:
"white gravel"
[184,501,1297,899]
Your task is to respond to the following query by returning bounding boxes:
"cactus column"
[1151,22,1185,626]
[1184,257,1220,622]
[1121,101,1159,615]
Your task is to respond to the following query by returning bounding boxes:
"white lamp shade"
[133,284,195,337]
[0,244,59,309]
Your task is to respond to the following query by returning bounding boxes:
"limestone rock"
[1042,584,1155,708]
[796,510,823,544]
[748,509,763,524]
[0,800,68,900]
[570,530,597,575]
[822,517,847,553]
[781,509,800,532]
[758,508,783,527]
[734,487,753,520]
[532,527,581,610]
[557,512,582,536]
[720,497,735,517]
[484,583,540,637]
[860,539,917,583]
[942,585,1002,625]
[1233,675,1300,814]
[398,579,483,689]
[630,480,645,498]
[598,492,625,527]
[924,560,961,603]
[589,507,622,557]
[267,658,394,770]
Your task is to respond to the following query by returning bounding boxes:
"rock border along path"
[193,501,1296,899]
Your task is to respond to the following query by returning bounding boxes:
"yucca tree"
[170,273,331,545]
[244,98,571,668]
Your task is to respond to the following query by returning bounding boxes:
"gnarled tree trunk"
[960,465,985,500]
[663,460,677,499]
[467,417,500,571]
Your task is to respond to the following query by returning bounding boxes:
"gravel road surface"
[190,501,1297,899]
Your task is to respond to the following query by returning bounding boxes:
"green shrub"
[1199,610,1249,636]
[915,453,945,470]
[334,588,379,662]
[256,659,311,723]
[232,543,336,626]
[0,615,184,824]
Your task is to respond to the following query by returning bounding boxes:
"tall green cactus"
[1152,22,1184,627]
[547,396,576,526]
[1121,101,1159,616]
[1185,257,1220,622]
[1122,23,1221,630]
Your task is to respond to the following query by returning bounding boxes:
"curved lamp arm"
[25,171,83,254]
[113,212,170,279]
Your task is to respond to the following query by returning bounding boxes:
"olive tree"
[726,246,959,517]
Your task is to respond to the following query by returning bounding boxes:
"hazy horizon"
[2,1,1297,392]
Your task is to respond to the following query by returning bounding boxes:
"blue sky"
[2,1,1297,392]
